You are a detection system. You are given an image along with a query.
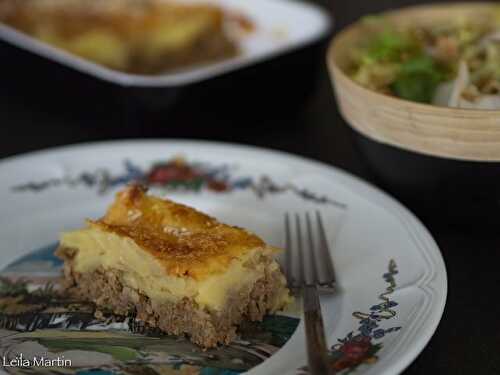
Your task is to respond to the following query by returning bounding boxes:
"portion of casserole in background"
[0,0,242,74]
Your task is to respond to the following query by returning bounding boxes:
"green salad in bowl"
[348,10,500,109]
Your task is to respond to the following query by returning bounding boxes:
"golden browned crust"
[0,1,221,35]
[0,0,238,74]
[82,185,269,280]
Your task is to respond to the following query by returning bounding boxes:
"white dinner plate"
[0,140,447,375]
[0,0,331,87]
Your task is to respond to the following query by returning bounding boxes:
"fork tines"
[284,211,336,291]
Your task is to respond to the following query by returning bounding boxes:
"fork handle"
[304,285,334,375]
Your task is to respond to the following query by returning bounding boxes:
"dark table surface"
[1,0,499,374]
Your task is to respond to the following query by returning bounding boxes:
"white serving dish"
[0,0,332,87]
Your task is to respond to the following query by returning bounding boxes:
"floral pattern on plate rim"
[298,259,401,374]
[10,156,346,208]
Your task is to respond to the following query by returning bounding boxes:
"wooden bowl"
[327,3,500,226]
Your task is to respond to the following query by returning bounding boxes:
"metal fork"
[284,211,337,375]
